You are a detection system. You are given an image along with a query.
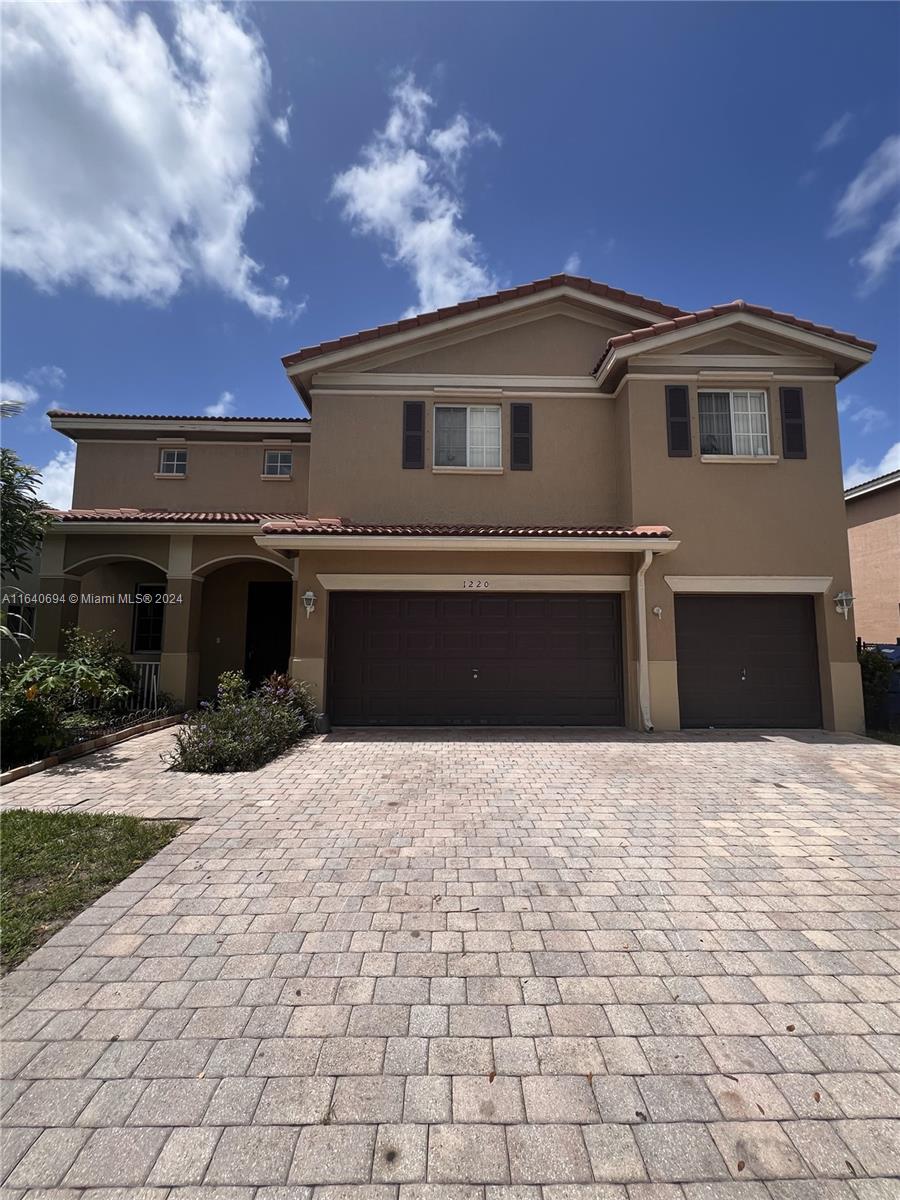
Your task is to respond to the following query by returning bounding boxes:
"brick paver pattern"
[1,726,899,1200]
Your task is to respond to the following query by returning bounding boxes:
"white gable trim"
[286,286,674,378]
[594,312,872,389]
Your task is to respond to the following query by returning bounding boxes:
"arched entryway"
[195,558,294,700]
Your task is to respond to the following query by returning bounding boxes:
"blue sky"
[2,1,898,507]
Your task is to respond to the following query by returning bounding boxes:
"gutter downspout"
[636,549,654,732]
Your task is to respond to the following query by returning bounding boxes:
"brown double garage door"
[328,592,624,726]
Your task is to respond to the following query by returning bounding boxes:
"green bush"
[858,644,893,730]
[0,629,172,769]
[167,669,314,773]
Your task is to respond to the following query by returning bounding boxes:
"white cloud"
[829,134,900,292]
[817,113,852,151]
[837,392,855,414]
[204,390,236,417]
[25,365,66,390]
[37,448,77,511]
[563,252,581,274]
[856,202,900,294]
[332,73,500,313]
[272,105,292,146]
[0,364,66,415]
[0,379,39,411]
[844,441,900,489]
[849,404,890,436]
[2,3,295,319]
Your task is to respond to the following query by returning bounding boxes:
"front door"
[244,581,292,685]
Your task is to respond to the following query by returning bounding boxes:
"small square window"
[158,448,187,475]
[434,405,501,468]
[263,449,293,476]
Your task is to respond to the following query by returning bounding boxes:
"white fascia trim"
[286,286,671,378]
[595,313,872,389]
[845,474,900,501]
[52,522,270,536]
[610,373,840,398]
[255,534,681,553]
[316,573,632,592]
[311,372,599,394]
[50,418,311,436]
[665,575,833,594]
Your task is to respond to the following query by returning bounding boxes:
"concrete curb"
[0,714,183,786]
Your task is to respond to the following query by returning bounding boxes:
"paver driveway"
[1,727,899,1199]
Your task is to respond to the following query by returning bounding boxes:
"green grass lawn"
[0,809,182,974]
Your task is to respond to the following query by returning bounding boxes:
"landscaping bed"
[0,808,182,974]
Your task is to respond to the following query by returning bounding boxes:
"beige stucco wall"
[846,484,900,644]
[72,440,310,512]
[618,377,862,730]
[75,561,166,649]
[307,392,620,526]
[368,308,631,376]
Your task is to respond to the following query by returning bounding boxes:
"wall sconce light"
[834,590,855,620]
[652,606,663,620]
[302,589,317,619]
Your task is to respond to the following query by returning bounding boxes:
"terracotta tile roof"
[593,299,877,374]
[47,410,308,423]
[259,517,672,538]
[281,274,687,368]
[53,509,306,523]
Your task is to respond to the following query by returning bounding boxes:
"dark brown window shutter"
[780,387,806,459]
[510,402,533,470]
[665,385,692,457]
[402,400,425,469]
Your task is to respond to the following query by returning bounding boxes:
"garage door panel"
[675,594,821,729]
[329,591,624,726]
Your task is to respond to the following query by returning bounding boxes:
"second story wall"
[50,415,312,514]
[306,390,621,526]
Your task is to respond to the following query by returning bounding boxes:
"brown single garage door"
[328,592,624,726]
[675,594,822,728]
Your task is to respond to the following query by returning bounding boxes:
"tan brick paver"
[1,726,899,1198]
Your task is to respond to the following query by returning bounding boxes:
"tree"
[1,448,53,580]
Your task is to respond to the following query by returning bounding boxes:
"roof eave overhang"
[50,521,270,535]
[49,416,311,440]
[593,313,875,392]
[254,533,681,554]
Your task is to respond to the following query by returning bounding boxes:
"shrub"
[0,629,166,769]
[167,669,314,773]
[858,644,893,730]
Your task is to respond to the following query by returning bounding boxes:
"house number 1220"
[462,579,490,589]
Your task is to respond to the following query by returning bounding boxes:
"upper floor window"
[698,390,770,457]
[434,405,501,469]
[158,448,187,476]
[132,584,165,653]
[263,449,293,477]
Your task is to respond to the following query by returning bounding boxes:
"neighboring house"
[35,274,875,731]
[845,469,900,645]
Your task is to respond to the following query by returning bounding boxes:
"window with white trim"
[263,449,293,476]
[158,448,187,475]
[698,390,771,456]
[434,405,501,468]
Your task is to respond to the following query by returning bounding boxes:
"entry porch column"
[158,535,203,709]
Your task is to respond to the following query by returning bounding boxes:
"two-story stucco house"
[37,274,875,731]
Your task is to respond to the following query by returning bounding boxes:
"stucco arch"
[192,552,293,579]
[66,553,167,579]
